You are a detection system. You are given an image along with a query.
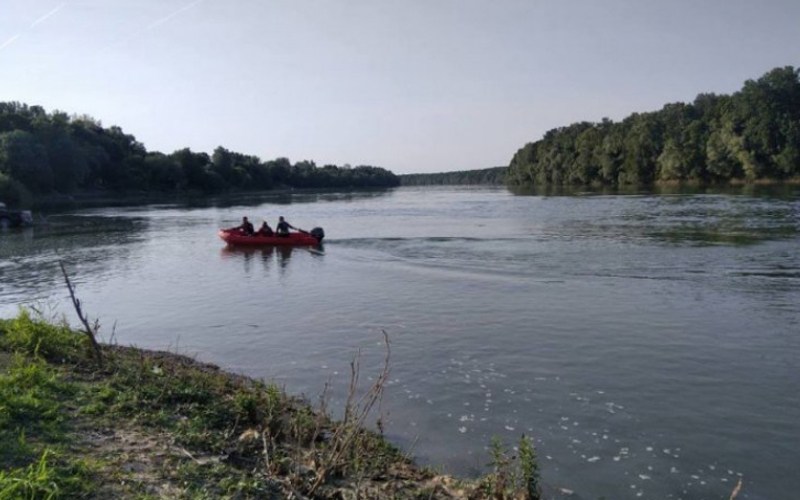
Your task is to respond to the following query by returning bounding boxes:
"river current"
[1,186,798,499]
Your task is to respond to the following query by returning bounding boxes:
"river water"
[1,186,798,499]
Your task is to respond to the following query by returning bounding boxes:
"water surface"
[1,186,798,499]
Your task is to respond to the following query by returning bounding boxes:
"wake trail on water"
[322,236,568,284]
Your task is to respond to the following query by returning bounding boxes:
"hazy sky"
[1,1,799,174]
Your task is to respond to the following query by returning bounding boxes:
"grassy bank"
[0,311,543,499]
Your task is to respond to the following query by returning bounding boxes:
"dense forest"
[400,166,506,186]
[0,103,399,206]
[506,66,800,187]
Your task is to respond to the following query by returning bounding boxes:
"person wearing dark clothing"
[232,216,254,235]
[257,221,274,236]
[276,216,295,237]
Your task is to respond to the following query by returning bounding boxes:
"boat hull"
[218,229,321,246]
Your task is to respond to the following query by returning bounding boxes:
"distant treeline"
[0,103,399,206]
[507,66,800,187]
[400,166,506,186]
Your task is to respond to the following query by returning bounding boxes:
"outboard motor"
[310,227,325,242]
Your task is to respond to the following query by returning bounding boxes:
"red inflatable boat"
[218,228,324,246]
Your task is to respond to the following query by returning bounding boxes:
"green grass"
[0,316,96,499]
[1,310,544,499]
[0,311,355,497]
[0,450,95,500]
[0,310,86,363]
[0,355,72,465]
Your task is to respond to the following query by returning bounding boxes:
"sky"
[1,1,799,174]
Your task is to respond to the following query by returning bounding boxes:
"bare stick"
[59,261,103,366]
[177,446,201,464]
[261,427,272,474]
[729,478,743,500]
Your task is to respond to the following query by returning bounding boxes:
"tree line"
[506,66,800,187]
[399,166,506,186]
[0,103,399,205]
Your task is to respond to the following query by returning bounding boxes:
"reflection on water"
[220,245,289,274]
[220,244,325,274]
[510,183,800,199]
[1,186,799,500]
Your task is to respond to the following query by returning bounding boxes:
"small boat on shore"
[0,202,34,229]
[218,227,324,246]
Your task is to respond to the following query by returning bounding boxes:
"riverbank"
[0,311,545,499]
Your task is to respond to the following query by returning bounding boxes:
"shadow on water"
[646,225,798,246]
[0,226,35,242]
[181,188,396,209]
[0,215,150,305]
[34,188,398,211]
[523,188,800,247]
[642,198,799,246]
[0,215,150,257]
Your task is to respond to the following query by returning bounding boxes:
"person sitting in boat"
[257,221,274,236]
[275,216,295,237]
[231,216,254,236]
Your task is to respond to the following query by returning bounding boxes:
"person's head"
[279,216,285,222]
[261,221,267,227]
[242,216,249,222]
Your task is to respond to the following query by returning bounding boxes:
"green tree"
[267,157,292,185]
[171,148,211,189]
[620,114,662,184]
[573,125,602,184]
[0,130,52,192]
[0,172,31,206]
[598,126,625,184]
[144,153,184,191]
[47,134,88,192]
[506,66,800,187]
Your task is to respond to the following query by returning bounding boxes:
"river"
[1,186,798,499]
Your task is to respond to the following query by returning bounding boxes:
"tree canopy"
[399,166,506,186]
[0,103,399,204]
[506,66,800,187]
